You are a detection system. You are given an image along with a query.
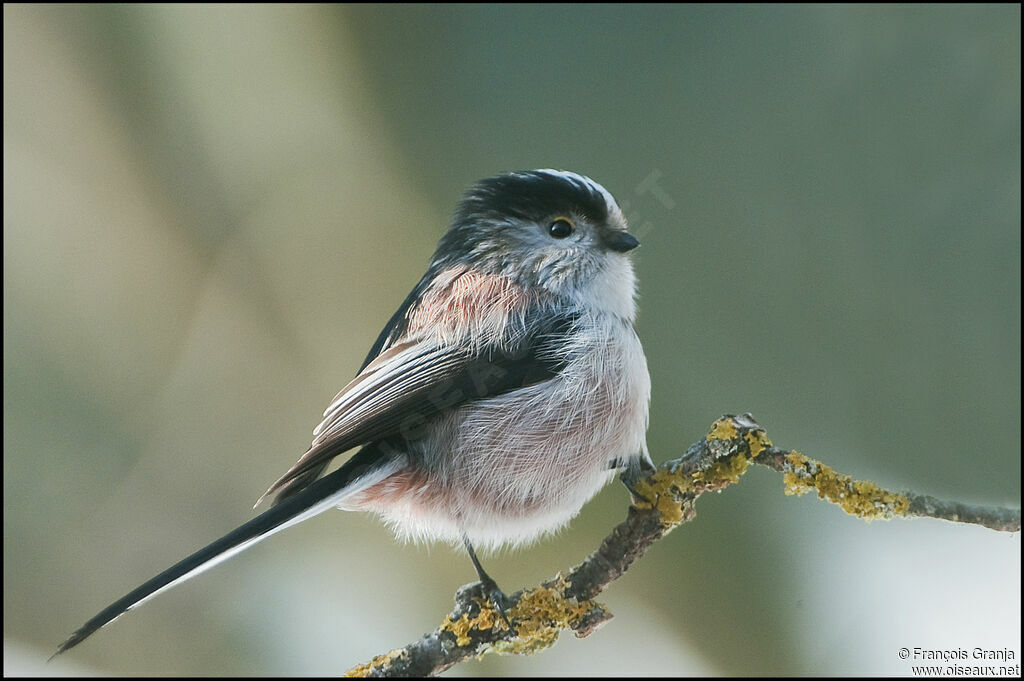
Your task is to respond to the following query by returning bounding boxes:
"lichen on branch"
[346,414,1020,677]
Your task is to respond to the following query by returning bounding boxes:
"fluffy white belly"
[344,319,650,550]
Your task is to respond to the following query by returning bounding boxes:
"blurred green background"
[4,4,1020,676]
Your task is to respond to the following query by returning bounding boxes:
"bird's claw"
[478,577,513,631]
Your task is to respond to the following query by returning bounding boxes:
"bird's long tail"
[54,447,400,657]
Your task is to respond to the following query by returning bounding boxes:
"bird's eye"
[548,218,574,239]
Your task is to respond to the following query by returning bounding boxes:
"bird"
[55,169,652,656]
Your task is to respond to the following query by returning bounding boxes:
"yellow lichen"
[439,598,504,647]
[692,450,751,486]
[691,422,768,487]
[629,417,776,530]
[744,429,771,458]
[491,576,602,656]
[632,418,770,526]
[345,648,406,677]
[783,451,910,521]
[706,417,738,441]
[440,613,475,647]
[632,468,691,526]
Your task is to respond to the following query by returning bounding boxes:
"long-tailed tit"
[56,169,652,655]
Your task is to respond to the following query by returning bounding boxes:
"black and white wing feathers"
[261,311,574,504]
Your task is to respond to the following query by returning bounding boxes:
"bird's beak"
[604,231,640,253]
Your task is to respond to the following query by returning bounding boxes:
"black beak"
[604,231,640,253]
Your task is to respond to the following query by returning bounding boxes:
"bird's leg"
[461,535,512,629]
[617,455,656,505]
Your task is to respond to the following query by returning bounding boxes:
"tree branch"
[345,414,1020,677]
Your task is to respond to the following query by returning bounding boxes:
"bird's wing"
[259,311,573,504]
